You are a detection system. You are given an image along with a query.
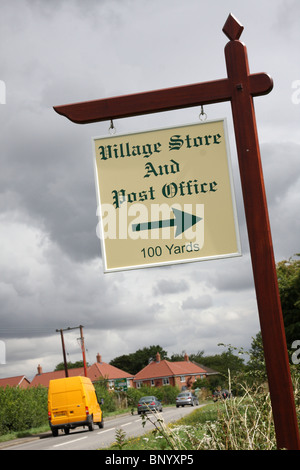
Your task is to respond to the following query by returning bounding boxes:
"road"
[1,405,203,451]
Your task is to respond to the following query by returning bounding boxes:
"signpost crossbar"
[54,73,272,125]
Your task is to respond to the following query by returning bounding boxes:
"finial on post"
[223,13,244,40]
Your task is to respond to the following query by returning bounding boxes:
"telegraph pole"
[79,325,88,377]
[56,328,69,377]
[56,325,88,378]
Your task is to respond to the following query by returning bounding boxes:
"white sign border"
[92,118,241,273]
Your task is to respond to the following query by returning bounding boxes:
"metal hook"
[109,119,116,135]
[199,105,207,122]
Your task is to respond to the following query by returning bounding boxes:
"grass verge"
[101,403,217,451]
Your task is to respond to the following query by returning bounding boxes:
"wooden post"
[54,14,300,449]
[57,329,69,378]
[79,325,88,378]
[223,15,300,450]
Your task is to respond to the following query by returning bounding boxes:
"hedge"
[0,386,48,435]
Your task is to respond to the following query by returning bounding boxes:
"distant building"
[30,353,134,389]
[0,375,31,389]
[133,352,212,389]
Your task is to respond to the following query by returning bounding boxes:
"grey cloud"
[181,295,212,310]
[212,258,255,292]
[153,278,189,296]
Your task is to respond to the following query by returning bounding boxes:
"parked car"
[137,396,163,414]
[176,391,199,407]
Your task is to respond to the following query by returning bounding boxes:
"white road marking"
[97,421,132,435]
[53,436,88,448]
[97,427,115,434]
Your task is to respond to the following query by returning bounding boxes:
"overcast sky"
[0,0,299,380]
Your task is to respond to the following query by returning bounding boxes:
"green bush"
[94,381,117,413]
[126,387,143,407]
[0,386,48,435]
[154,385,180,405]
[126,385,180,407]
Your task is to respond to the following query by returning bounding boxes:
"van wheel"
[52,429,58,437]
[88,417,94,431]
[98,418,104,429]
[64,427,70,435]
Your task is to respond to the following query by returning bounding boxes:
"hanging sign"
[93,119,240,272]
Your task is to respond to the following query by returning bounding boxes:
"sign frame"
[93,118,241,273]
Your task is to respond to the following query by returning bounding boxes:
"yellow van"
[48,376,103,436]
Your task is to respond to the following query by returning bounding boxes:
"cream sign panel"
[93,120,241,272]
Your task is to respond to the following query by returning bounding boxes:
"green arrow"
[132,207,202,237]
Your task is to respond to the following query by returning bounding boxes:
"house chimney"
[156,352,161,363]
[96,353,102,364]
[184,353,189,362]
[37,364,42,375]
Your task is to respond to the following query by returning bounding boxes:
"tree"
[247,332,265,370]
[276,254,300,353]
[55,360,86,371]
[247,331,267,381]
[108,354,136,375]
[169,350,205,362]
[198,345,246,378]
[110,345,168,375]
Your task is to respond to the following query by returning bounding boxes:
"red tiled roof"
[30,361,133,388]
[88,362,133,381]
[30,367,85,388]
[0,375,30,389]
[134,359,207,381]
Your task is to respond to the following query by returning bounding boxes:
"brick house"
[133,352,208,390]
[0,375,31,389]
[30,353,134,389]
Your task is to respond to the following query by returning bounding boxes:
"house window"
[180,376,185,383]
[151,379,155,387]
[136,381,142,389]
[163,377,170,386]
[108,380,114,390]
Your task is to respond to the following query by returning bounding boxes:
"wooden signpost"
[54,14,300,449]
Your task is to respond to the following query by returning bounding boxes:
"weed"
[114,428,127,450]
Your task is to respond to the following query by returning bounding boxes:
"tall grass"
[120,370,300,451]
